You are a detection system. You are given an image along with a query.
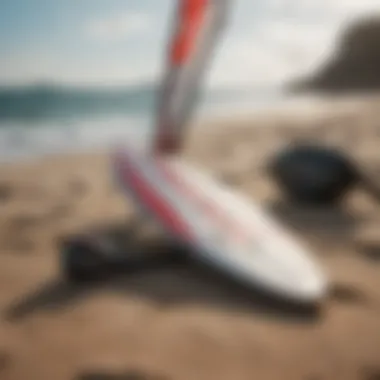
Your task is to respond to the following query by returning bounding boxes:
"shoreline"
[2,92,380,166]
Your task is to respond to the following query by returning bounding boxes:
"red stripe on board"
[157,161,249,244]
[115,152,192,241]
[171,0,209,65]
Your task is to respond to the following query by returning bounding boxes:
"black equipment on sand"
[268,143,380,205]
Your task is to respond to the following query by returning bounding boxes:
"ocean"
[0,83,307,162]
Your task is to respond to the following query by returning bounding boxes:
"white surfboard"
[111,0,328,303]
[112,146,327,302]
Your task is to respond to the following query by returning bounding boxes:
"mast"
[152,0,231,154]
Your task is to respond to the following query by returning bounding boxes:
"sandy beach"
[1,99,380,380]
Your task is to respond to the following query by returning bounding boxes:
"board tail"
[152,0,231,154]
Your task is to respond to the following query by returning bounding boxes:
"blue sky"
[0,0,175,85]
[1,0,378,88]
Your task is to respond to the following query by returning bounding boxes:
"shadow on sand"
[356,242,380,262]
[329,282,370,305]
[3,221,324,324]
[268,199,380,266]
[75,369,168,380]
[267,200,361,241]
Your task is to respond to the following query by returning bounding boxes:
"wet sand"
[1,101,380,380]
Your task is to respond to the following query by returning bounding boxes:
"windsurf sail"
[152,0,232,154]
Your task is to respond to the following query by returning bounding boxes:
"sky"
[0,0,379,89]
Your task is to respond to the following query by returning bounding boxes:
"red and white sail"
[152,0,231,154]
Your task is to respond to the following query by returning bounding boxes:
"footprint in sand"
[68,178,88,198]
[330,283,369,305]
[4,237,35,254]
[0,183,13,203]
[0,350,12,373]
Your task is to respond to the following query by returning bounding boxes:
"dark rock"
[290,16,380,93]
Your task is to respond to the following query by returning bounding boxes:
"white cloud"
[207,0,380,89]
[259,21,339,72]
[208,23,334,88]
[85,12,151,42]
[209,39,287,88]
[321,0,379,16]
[268,0,380,24]
[3,0,379,88]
